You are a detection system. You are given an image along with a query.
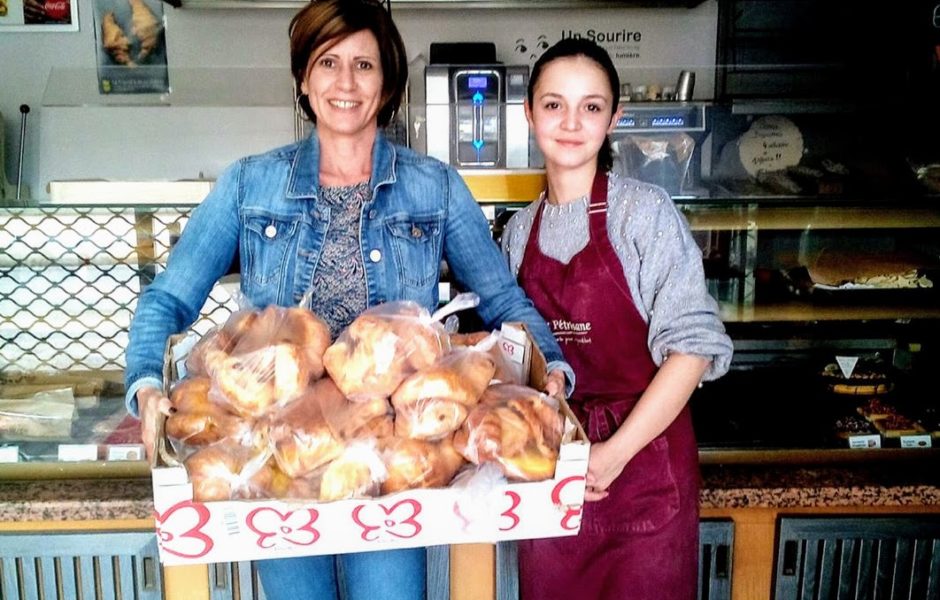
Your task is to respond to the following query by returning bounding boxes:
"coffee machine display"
[425,63,529,169]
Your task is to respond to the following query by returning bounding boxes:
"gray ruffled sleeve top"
[501,173,733,381]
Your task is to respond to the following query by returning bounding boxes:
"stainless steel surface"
[425,63,529,169]
[676,70,696,102]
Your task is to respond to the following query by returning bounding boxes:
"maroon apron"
[516,172,700,600]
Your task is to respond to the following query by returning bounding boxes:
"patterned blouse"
[308,182,370,339]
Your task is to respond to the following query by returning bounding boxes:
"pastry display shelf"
[681,205,940,232]
[717,302,940,323]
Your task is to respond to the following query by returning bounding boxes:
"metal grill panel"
[1,206,239,376]
[0,531,162,600]
[775,516,940,600]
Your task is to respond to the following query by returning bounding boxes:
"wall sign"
[0,0,78,32]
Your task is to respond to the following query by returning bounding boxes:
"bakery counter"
[1,465,938,600]
[0,463,936,523]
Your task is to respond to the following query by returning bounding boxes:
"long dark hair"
[289,0,407,127]
[527,38,620,172]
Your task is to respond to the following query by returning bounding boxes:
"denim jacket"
[125,132,572,414]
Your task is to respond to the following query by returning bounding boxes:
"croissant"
[268,383,345,477]
[324,304,448,399]
[213,343,311,417]
[454,384,563,482]
[101,11,135,67]
[128,0,160,62]
[233,306,331,381]
[165,377,245,446]
[314,377,393,441]
[319,444,386,502]
[391,349,496,440]
[381,436,466,494]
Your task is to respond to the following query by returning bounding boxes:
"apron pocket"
[582,435,680,535]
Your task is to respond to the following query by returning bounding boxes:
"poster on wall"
[0,0,78,32]
[93,0,168,94]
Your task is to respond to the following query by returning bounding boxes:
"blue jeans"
[256,548,427,600]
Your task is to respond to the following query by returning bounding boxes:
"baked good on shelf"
[856,398,899,420]
[822,361,893,395]
[807,249,935,289]
[832,414,877,439]
[868,414,927,438]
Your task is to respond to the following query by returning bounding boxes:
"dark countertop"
[1,463,938,522]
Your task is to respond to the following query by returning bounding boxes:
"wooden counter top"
[1,464,937,523]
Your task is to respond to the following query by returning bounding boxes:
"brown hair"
[289,0,408,127]
[527,38,620,172]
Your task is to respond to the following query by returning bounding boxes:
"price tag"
[58,444,99,462]
[0,446,20,463]
[835,356,859,379]
[107,444,146,461]
[900,435,932,449]
[847,434,881,449]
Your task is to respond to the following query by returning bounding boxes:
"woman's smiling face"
[302,29,384,140]
[526,55,620,172]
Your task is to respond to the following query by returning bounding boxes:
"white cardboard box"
[152,324,589,565]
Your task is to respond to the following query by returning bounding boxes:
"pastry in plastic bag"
[184,442,270,502]
[391,348,496,440]
[268,382,345,478]
[316,377,394,441]
[381,436,466,494]
[213,343,312,417]
[165,376,246,447]
[319,442,387,502]
[323,301,449,400]
[454,383,563,481]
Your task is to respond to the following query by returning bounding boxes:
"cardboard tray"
[151,324,589,565]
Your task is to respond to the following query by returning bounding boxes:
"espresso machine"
[425,44,530,169]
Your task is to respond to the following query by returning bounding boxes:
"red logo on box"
[154,501,214,559]
[352,499,423,541]
[246,507,321,549]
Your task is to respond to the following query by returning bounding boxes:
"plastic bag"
[380,435,466,494]
[205,305,331,417]
[318,441,388,502]
[390,343,497,440]
[267,381,346,478]
[612,132,695,196]
[323,293,480,401]
[0,388,76,441]
[454,383,563,482]
[165,376,252,452]
[184,441,273,502]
